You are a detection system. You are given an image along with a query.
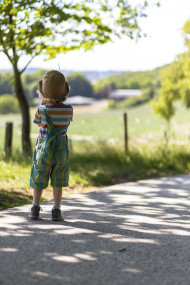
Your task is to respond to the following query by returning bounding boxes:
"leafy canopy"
[0,0,159,73]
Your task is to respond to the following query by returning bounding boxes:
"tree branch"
[20,55,36,74]
[2,47,12,63]
[0,30,12,62]
[20,50,42,74]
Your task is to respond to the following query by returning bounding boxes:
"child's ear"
[41,98,47,105]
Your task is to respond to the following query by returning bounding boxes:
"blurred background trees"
[67,73,95,98]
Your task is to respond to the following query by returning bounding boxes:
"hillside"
[93,64,169,103]
[94,63,171,97]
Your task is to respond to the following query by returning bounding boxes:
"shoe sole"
[52,217,63,221]
[30,215,39,220]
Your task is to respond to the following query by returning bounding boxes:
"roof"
[65,95,96,105]
[109,89,141,98]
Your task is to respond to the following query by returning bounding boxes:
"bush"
[108,99,117,109]
[0,94,19,114]
[118,93,151,109]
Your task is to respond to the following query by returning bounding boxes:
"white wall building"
[109,89,141,101]
[65,95,96,106]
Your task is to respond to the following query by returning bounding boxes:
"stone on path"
[1,175,190,285]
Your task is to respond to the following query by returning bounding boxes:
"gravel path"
[1,175,190,285]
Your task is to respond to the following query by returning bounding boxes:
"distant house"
[65,95,96,106]
[109,89,141,101]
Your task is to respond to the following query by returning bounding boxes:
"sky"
[0,0,190,72]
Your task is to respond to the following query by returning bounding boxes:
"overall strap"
[44,105,54,129]
[38,106,69,166]
[43,105,69,147]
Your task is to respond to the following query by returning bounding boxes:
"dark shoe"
[52,208,63,221]
[29,205,41,220]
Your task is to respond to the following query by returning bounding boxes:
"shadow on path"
[1,175,190,285]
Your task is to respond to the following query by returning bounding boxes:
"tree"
[67,73,94,98]
[0,0,159,152]
[151,19,190,126]
[151,91,175,138]
[151,58,183,141]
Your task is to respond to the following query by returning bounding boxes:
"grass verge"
[1,141,190,210]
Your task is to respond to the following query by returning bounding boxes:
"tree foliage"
[0,94,19,114]
[0,0,159,70]
[151,61,180,122]
[152,20,190,123]
[67,73,94,98]
[152,53,190,121]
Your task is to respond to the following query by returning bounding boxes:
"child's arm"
[33,107,41,127]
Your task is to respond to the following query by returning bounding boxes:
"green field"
[0,102,190,150]
[69,102,190,142]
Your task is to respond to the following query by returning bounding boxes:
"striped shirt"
[33,104,73,138]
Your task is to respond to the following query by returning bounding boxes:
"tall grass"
[70,142,190,185]
[1,141,190,209]
[1,142,190,188]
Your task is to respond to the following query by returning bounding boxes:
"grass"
[70,142,190,184]
[69,101,190,141]
[1,141,190,210]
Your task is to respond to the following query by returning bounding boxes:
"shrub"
[108,99,117,109]
[0,94,19,114]
[118,93,150,109]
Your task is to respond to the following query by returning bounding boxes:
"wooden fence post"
[5,122,13,155]
[124,113,128,153]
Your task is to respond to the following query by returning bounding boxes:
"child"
[29,70,73,221]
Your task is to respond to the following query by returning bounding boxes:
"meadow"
[1,101,190,210]
[1,101,190,148]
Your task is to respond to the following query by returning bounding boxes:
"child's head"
[38,70,70,104]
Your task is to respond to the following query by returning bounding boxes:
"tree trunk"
[13,64,31,153]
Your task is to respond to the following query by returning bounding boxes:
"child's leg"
[33,189,43,206]
[53,187,62,209]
